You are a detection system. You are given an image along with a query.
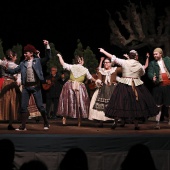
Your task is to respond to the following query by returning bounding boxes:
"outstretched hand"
[57,53,62,57]
[98,48,104,53]
[43,40,49,45]
[36,50,40,58]
[146,52,150,58]
[56,50,62,55]
[100,57,105,61]
[123,54,129,59]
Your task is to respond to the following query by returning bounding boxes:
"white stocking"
[155,107,162,123]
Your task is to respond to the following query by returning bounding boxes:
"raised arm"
[98,57,105,68]
[99,48,125,66]
[143,52,150,70]
[40,40,51,65]
[98,48,113,59]
[91,76,96,82]
[57,53,65,66]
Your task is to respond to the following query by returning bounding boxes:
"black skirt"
[152,85,170,106]
[93,83,116,111]
[105,83,158,119]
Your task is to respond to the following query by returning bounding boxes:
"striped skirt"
[57,81,90,118]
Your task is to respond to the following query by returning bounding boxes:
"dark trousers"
[20,85,48,127]
[46,97,59,116]
[21,86,45,113]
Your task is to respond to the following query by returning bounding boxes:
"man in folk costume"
[6,40,51,131]
[148,47,170,129]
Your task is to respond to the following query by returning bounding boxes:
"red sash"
[160,73,170,86]
[0,78,4,90]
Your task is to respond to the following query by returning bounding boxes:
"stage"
[0,118,170,170]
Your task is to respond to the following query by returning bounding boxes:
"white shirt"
[157,58,166,73]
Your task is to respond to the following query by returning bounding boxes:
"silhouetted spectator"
[0,138,17,170]
[58,147,88,170]
[19,160,48,170]
[120,143,157,170]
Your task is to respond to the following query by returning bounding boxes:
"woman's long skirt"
[57,81,90,118]
[105,83,158,120]
[89,84,116,121]
[0,78,21,121]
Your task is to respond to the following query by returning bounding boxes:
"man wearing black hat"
[6,40,51,130]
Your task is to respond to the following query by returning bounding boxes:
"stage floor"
[0,117,170,135]
[0,118,170,170]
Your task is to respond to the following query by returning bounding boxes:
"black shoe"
[154,124,160,130]
[120,122,125,127]
[15,126,27,131]
[35,117,40,123]
[35,119,40,123]
[7,125,15,130]
[134,126,140,130]
[119,118,125,127]
[47,115,51,119]
[51,115,57,120]
[98,124,103,128]
[44,123,50,130]
[120,124,125,127]
[111,123,117,129]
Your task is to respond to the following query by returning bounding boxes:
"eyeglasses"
[103,62,111,64]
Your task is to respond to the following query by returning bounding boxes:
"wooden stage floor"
[0,118,170,170]
[0,117,170,135]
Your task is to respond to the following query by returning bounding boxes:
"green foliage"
[46,39,98,75]
[0,38,98,75]
[12,44,22,64]
[46,43,62,73]
[0,39,22,64]
[74,39,98,74]
[74,39,84,57]
[83,46,98,74]
[0,39,5,59]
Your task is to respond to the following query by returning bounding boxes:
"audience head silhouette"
[0,138,16,170]
[19,160,48,170]
[120,143,157,170]
[59,147,88,170]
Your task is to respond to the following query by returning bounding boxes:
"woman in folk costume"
[0,49,21,130]
[89,57,122,127]
[148,48,170,129]
[99,48,158,130]
[57,53,96,126]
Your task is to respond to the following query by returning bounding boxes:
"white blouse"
[111,55,145,86]
[63,63,92,80]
